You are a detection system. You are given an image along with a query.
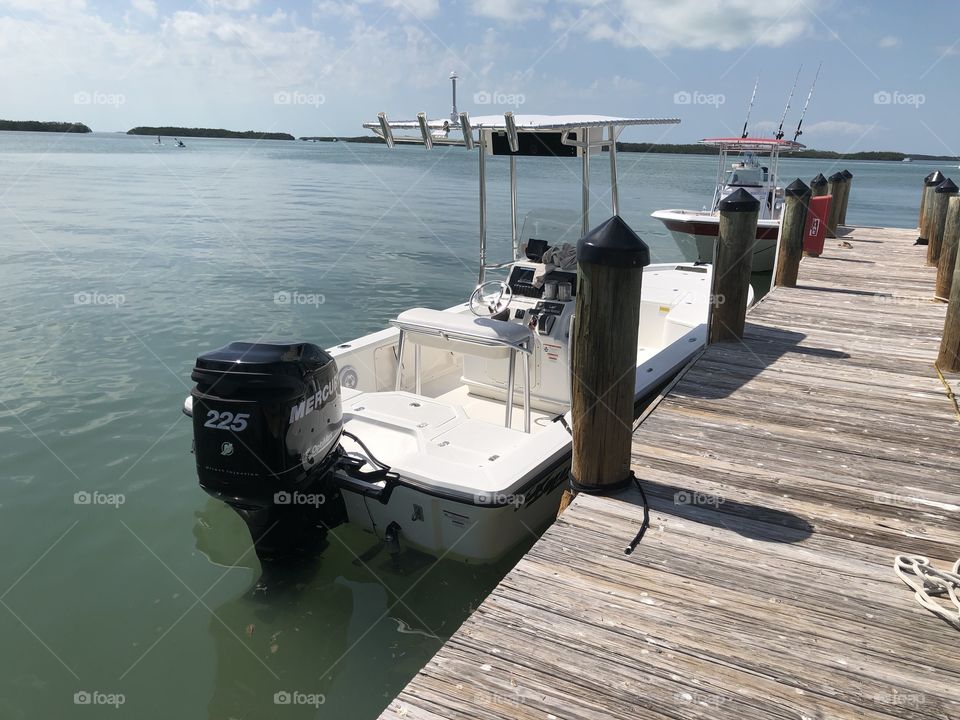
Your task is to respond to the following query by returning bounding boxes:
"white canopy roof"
[467,115,680,130]
[362,114,680,132]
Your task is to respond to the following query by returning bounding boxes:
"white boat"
[652,137,804,272]
[181,103,717,565]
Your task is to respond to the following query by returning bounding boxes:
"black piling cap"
[936,178,958,194]
[785,178,810,197]
[718,187,760,213]
[841,169,853,179]
[924,171,936,182]
[926,170,945,186]
[828,171,845,183]
[577,215,650,268]
[811,172,828,186]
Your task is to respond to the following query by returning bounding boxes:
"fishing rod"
[794,63,821,142]
[776,66,802,140]
[741,76,759,138]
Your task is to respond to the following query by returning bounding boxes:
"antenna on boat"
[793,62,821,142]
[776,66,802,140]
[741,76,759,138]
[449,71,459,124]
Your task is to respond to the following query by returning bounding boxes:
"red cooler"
[803,195,831,256]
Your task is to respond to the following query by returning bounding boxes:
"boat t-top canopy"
[461,114,678,131]
[701,137,806,152]
[364,109,679,284]
[362,114,678,136]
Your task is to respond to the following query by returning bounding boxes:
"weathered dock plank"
[380,225,960,720]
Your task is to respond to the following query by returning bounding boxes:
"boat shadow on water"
[192,500,527,720]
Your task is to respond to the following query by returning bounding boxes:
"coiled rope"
[894,555,960,630]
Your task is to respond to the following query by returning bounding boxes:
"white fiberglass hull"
[651,209,779,272]
[327,262,713,563]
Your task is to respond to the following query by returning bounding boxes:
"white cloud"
[0,0,522,135]
[878,35,901,49]
[560,0,822,53]
[206,0,260,10]
[130,0,156,17]
[374,0,439,19]
[310,0,440,20]
[472,0,548,22]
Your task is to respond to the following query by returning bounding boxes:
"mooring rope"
[894,555,960,630]
[933,362,960,423]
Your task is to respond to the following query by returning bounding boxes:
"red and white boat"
[652,137,804,272]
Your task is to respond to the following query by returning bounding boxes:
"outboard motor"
[190,341,347,561]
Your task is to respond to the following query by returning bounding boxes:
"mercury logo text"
[289,379,339,425]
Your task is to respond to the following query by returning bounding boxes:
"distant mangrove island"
[300,135,383,143]
[1,122,951,161]
[0,119,91,133]
[298,135,955,162]
[614,142,955,162]
[128,126,295,141]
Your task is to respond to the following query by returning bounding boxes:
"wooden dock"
[379,225,960,720]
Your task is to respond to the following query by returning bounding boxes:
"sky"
[1,0,958,154]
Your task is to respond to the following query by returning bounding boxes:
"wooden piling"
[826,172,844,238]
[838,169,853,225]
[571,215,648,492]
[927,178,958,266]
[774,179,810,288]
[810,173,828,198]
[709,188,759,343]
[919,170,945,244]
[918,171,935,232]
[936,196,960,300]
[938,240,960,372]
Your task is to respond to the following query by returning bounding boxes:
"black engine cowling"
[190,341,347,560]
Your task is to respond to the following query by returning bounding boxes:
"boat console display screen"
[508,267,577,299]
[508,267,542,298]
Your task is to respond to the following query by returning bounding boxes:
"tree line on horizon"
[0,121,952,160]
[128,126,295,140]
[297,135,954,161]
[0,120,91,133]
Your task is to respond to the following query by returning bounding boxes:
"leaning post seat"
[389,308,533,432]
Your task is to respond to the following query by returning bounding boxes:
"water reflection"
[193,500,531,719]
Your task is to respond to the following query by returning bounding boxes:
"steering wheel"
[469,281,513,317]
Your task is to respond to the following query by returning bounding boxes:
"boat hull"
[339,451,570,564]
[652,209,779,272]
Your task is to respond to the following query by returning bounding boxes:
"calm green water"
[0,131,928,719]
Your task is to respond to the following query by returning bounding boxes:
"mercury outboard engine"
[190,341,347,561]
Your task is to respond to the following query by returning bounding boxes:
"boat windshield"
[517,208,583,259]
[520,207,696,265]
[725,165,766,187]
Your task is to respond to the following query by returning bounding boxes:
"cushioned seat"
[392,308,532,359]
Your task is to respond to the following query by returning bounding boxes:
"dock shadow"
[678,324,850,400]
[618,477,814,543]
